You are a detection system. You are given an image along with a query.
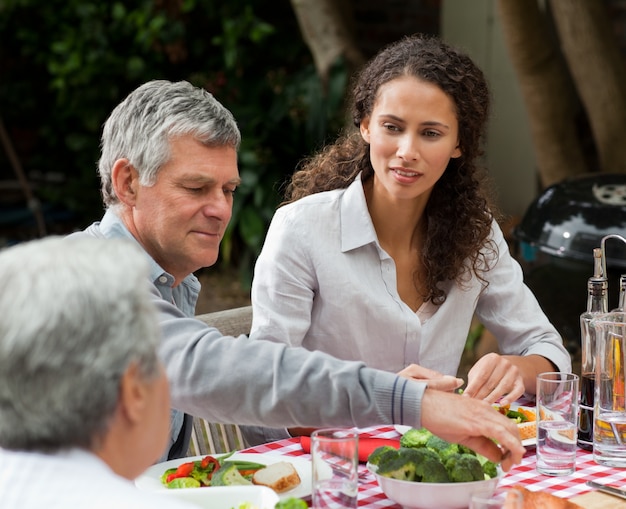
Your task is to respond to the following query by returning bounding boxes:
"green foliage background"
[0,0,348,285]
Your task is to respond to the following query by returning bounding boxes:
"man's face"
[129,136,240,283]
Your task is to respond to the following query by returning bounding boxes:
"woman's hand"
[463,353,525,406]
[397,364,464,393]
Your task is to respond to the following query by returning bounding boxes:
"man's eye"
[225,188,237,196]
[185,187,203,193]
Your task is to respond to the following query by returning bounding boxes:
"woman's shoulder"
[276,188,346,218]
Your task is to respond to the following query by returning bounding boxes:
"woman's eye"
[423,130,440,138]
[383,123,400,132]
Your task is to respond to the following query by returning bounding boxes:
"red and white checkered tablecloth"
[242,425,626,508]
[499,446,626,499]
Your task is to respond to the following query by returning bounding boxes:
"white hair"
[0,236,161,452]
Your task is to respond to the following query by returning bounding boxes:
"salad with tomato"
[161,451,266,489]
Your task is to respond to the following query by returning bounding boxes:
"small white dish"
[369,462,503,509]
[156,484,279,509]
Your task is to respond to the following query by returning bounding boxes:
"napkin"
[300,436,400,463]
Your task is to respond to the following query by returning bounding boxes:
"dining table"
[241,424,626,508]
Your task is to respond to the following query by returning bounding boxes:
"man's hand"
[420,388,525,472]
[397,364,464,393]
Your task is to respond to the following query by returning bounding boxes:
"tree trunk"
[289,0,365,86]
[550,0,626,174]
[497,0,588,188]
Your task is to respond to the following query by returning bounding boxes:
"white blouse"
[250,173,571,376]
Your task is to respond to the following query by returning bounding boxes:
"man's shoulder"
[66,222,105,239]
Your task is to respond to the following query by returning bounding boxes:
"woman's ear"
[451,145,462,159]
[111,159,139,207]
[359,118,371,144]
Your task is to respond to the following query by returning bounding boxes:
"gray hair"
[98,80,241,208]
[0,236,161,452]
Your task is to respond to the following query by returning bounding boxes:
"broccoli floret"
[481,461,498,479]
[425,434,452,454]
[444,453,485,482]
[367,445,399,466]
[476,453,499,479]
[377,447,449,483]
[415,458,449,483]
[274,498,308,509]
[437,442,461,463]
[458,444,477,456]
[377,455,416,481]
[400,427,433,448]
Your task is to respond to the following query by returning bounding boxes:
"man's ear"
[118,362,147,425]
[111,159,139,207]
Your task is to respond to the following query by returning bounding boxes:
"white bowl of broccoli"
[367,428,503,509]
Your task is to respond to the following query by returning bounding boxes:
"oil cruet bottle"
[578,248,608,450]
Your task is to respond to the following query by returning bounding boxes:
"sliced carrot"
[238,468,263,477]
[517,407,536,422]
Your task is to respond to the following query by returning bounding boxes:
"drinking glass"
[470,488,523,509]
[536,372,579,475]
[311,428,359,509]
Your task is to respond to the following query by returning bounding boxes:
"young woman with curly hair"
[243,34,570,445]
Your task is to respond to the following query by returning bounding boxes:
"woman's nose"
[396,136,420,161]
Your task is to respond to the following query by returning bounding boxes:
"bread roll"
[512,485,584,508]
[252,461,301,493]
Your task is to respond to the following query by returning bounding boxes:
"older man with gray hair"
[0,237,195,508]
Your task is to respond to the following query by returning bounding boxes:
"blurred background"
[1,0,626,357]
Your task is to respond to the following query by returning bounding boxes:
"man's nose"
[202,191,233,220]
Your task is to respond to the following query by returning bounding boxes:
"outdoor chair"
[187,305,253,455]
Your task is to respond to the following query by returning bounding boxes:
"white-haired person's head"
[0,236,170,480]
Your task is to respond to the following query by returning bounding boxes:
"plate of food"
[494,403,537,447]
[394,403,537,447]
[155,485,280,509]
[135,452,312,500]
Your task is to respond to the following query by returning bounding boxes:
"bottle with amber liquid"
[578,248,608,450]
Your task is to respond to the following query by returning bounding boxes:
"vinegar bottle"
[578,248,608,450]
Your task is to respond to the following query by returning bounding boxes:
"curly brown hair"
[284,34,498,304]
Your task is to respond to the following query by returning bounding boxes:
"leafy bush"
[0,0,348,284]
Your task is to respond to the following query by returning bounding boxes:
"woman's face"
[360,75,461,203]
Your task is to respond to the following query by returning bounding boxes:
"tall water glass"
[311,428,359,509]
[470,488,523,509]
[536,372,579,476]
[592,314,626,467]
